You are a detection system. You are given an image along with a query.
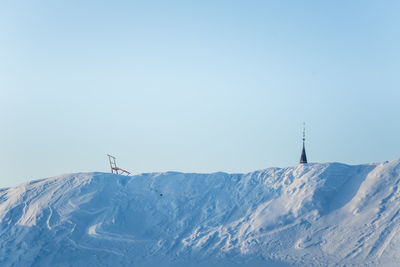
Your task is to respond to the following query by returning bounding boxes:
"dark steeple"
[300,122,308,164]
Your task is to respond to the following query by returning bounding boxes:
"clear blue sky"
[1,1,399,187]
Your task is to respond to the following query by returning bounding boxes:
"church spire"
[300,122,308,164]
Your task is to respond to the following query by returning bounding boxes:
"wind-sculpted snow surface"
[1,159,400,266]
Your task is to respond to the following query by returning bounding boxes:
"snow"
[1,159,400,266]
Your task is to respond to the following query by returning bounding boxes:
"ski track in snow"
[1,160,400,266]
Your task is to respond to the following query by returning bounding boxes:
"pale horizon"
[1,1,399,187]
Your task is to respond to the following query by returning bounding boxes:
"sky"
[1,0,399,187]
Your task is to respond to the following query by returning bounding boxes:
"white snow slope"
[1,159,400,267]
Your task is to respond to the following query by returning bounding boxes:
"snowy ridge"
[1,159,400,266]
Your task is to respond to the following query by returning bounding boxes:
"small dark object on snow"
[300,122,308,164]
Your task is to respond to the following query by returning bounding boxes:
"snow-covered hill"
[1,159,400,266]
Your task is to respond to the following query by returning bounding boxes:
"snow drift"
[1,159,400,266]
